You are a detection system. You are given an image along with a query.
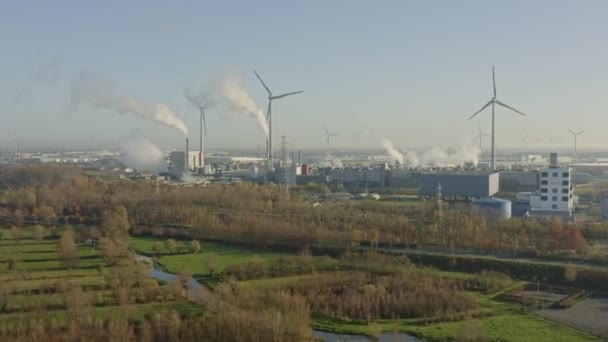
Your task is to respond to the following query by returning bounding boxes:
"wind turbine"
[184,91,209,170]
[253,70,302,172]
[471,122,489,152]
[468,66,526,170]
[324,126,339,159]
[568,129,587,161]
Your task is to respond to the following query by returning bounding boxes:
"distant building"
[529,153,574,218]
[499,171,539,192]
[169,151,186,178]
[419,172,499,200]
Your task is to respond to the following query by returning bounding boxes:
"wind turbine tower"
[184,92,209,172]
[254,70,303,174]
[468,67,527,170]
[568,129,587,161]
[471,122,488,153]
[324,126,338,160]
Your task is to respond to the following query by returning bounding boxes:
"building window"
[552,188,558,193]
[541,188,548,193]
[541,180,548,185]
[562,196,569,201]
[552,172,558,177]
[552,204,558,209]
[552,196,557,201]
[541,172,548,177]
[562,188,569,194]
[541,196,548,201]
[563,172,569,177]
[562,181,569,186]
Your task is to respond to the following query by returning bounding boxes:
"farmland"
[0,226,199,328]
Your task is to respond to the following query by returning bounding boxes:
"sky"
[1,1,608,153]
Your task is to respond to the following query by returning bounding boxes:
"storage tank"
[471,197,512,219]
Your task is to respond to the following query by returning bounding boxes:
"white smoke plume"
[382,140,480,168]
[120,136,166,172]
[212,70,269,137]
[70,71,189,136]
[380,139,404,165]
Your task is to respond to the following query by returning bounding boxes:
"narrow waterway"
[135,253,422,341]
[134,253,204,295]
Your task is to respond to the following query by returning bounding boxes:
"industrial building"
[499,171,539,192]
[529,153,574,218]
[169,151,186,178]
[419,172,499,199]
[471,197,512,219]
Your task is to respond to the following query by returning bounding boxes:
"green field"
[130,237,290,275]
[0,227,200,327]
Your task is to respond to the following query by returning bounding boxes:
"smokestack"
[185,138,189,171]
[549,152,558,168]
[298,150,302,166]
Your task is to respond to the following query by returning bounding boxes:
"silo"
[471,197,512,219]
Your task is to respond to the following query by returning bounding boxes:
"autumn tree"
[59,227,79,268]
[190,240,201,254]
[166,239,178,254]
[33,225,45,241]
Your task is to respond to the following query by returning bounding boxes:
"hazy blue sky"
[1,1,607,152]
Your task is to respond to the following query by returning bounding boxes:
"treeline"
[0,164,593,258]
[404,252,608,292]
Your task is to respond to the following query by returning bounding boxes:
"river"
[136,253,422,341]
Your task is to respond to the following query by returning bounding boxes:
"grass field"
[0,227,201,327]
[130,237,290,275]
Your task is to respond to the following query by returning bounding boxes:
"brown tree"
[59,228,79,268]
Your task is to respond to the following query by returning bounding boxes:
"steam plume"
[380,139,404,165]
[70,71,189,136]
[120,135,166,172]
[212,70,269,137]
[381,140,480,168]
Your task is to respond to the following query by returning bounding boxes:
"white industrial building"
[529,153,574,218]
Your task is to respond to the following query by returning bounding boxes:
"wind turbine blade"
[577,129,587,135]
[254,70,272,96]
[324,126,329,136]
[492,66,496,98]
[471,135,480,144]
[184,91,197,105]
[567,129,576,135]
[495,100,526,116]
[468,100,493,120]
[271,91,303,100]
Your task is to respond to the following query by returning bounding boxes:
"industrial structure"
[467,66,527,171]
[471,197,512,219]
[253,70,302,176]
[529,153,575,218]
[419,172,499,199]
[184,91,210,173]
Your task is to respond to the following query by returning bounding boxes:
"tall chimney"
[185,138,189,171]
[298,150,302,166]
[549,152,558,168]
